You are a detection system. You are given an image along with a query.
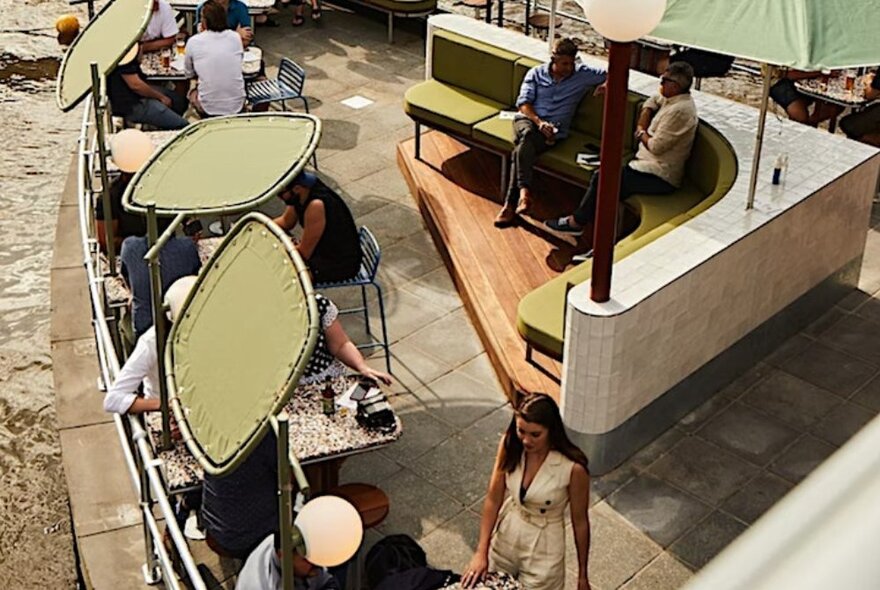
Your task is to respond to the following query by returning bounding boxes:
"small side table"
[527,13,562,40]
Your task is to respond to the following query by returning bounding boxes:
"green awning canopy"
[56,0,153,111]
[123,113,321,216]
[166,214,319,474]
[650,0,880,70]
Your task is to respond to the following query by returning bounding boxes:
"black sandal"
[292,14,305,25]
[311,6,322,20]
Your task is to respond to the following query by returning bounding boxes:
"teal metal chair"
[314,227,391,373]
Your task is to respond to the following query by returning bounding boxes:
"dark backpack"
[366,534,456,590]
[374,567,459,590]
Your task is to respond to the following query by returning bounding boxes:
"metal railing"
[75,95,207,590]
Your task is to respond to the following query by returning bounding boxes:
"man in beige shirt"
[545,61,698,236]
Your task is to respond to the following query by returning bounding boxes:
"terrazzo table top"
[169,0,275,13]
[146,375,402,492]
[441,573,523,589]
[796,75,874,107]
[140,46,262,80]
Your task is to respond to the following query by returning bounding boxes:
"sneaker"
[494,205,517,227]
[572,249,594,262]
[544,216,583,235]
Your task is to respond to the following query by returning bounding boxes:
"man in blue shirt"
[495,38,606,227]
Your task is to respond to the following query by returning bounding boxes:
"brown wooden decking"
[397,130,591,400]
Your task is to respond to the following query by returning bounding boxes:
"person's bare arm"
[324,319,392,385]
[140,36,175,52]
[865,73,880,101]
[123,72,172,106]
[236,25,253,47]
[635,106,656,140]
[462,439,508,588]
[569,464,592,590]
[297,200,326,260]
[272,205,299,232]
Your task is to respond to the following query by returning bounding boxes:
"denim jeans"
[573,165,675,226]
[127,86,189,130]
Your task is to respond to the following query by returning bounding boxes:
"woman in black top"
[273,171,362,283]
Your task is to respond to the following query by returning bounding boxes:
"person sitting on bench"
[494,38,606,228]
[545,62,698,239]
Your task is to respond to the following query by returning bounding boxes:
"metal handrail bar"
[75,95,206,589]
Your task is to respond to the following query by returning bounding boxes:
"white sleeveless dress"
[489,450,574,590]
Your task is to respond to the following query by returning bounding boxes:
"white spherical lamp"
[294,495,364,567]
[110,128,154,173]
[584,0,667,42]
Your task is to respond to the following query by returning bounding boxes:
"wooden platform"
[397,131,591,399]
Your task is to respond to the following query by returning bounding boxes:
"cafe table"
[145,374,402,494]
[795,74,875,132]
[140,46,263,82]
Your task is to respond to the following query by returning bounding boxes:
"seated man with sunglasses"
[545,61,698,239]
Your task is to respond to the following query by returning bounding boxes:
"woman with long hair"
[462,393,591,590]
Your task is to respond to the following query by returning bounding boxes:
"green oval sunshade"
[56,0,153,111]
[123,113,321,216]
[166,213,319,474]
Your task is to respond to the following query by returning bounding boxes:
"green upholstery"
[517,122,739,357]
[536,131,602,184]
[404,80,506,137]
[471,114,516,152]
[571,94,643,151]
[432,30,519,106]
[367,0,435,12]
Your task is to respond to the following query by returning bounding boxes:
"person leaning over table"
[769,68,844,127]
[140,0,179,53]
[544,61,698,239]
[840,70,880,147]
[196,0,253,46]
[185,0,246,117]
[494,37,607,228]
[462,393,591,590]
[236,532,340,590]
[272,171,363,284]
[103,276,196,415]
[107,44,189,130]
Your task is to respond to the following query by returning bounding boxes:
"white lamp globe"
[110,128,154,173]
[294,495,364,567]
[584,0,667,43]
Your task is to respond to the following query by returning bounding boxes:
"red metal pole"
[590,41,632,303]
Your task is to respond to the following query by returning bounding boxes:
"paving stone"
[606,474,711,547]
[801,306,847,337]
[583,502,661,590]
[401,308,486,369]
[399,267,463,313]
[369,343,452,395]
[779,342,877,397]
[378,240,444,285]
[339,449,402,487]
[765,334,813,368]
[375,468,466,540]
[382,395,457,464]
[851,373,880,411]
[853,296,880,326]
[619,553,693,590]
[668,511,746,569]
[699,403,800,466]
[740,371,844,430]
[409,416,502,506]
[457,353,503,390]
[647,437,759,505]
[720,472,793,524]
[676,394,734,434]
[769,434,838,484]
[819,314,880,365]
[366,288,450,344]
[716,362,774,400]
[410,369,507,429]
[50,267,94,342]
[418,510,481,572]
[52,339,112,429]
[837,289,872,311]
[591,464,638,506]
[51,205,83,270]
[77,525,157,589]
[811,402,877,447]
[628,427,685,472]
[356,201,426,246]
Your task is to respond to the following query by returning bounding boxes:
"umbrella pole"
[89,62,117,277]
[747,65,774,209]
[146,204,172,451]
[276,413,295,590]
[590,40,631,303]
[548,0,557,52]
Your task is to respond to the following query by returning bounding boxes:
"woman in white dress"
[462,393,591,590]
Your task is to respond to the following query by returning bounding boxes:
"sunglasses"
[660,76,678,85]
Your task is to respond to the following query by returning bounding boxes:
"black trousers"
[573,166,675,226]
[505,118,551,207]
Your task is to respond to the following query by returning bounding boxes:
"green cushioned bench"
[516,123,738,358]
[404,30,644,190]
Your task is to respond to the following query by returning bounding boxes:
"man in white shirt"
[236,534,340,590]
[103,276,196,414]
[545,61,698,236]
[140,0,179,53]
[184,0,245,117]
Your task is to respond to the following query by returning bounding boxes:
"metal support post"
[146,204,172,450]
[590,41,631,303]
[90,62,117,276]
[136,431,162,584]
[746,65,774,210]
